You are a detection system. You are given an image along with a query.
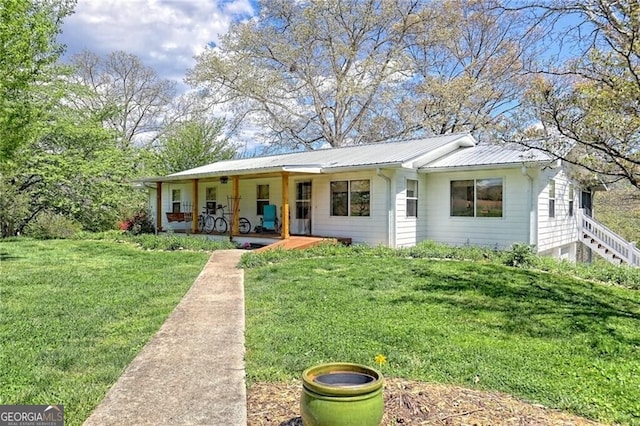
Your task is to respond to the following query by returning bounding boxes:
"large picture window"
[331,180,370,217]
[451,178,503,217]
[450,180,474,217]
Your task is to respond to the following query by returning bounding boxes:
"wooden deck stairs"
[254,236,344,253]
[580,211,639,267]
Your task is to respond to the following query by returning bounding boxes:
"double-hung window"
[257,184,269,215]
[549,179,556,218]
[568,184,574,217]
[172,189,181,213]
[205,187,217,214]
[450,178,503,217]
[406,179,418,217]
[331,180,370,217]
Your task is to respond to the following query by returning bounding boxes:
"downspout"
[155,181,163,234]
[521,165,537,247]
[377,168,393,247]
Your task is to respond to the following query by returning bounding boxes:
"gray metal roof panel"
[420,144,553,170]
[169,133,472,177]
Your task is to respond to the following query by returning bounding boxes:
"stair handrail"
[579,209,640,267]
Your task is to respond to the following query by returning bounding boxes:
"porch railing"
[579,209,640,267]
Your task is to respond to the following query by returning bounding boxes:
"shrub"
[129,234,236,251]
[400,240,498,262]
[119,210,155,235]
[23,211,82,240]
[502,243,537,268]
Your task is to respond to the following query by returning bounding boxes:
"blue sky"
[59,0,258,88]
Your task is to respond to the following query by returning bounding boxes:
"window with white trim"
[205,187,217,214]
[257,184,270,215]
[568,184,574,217]
[450,178,503,217]
[330,180,370,217]
[172,189,181,213]
[549,179,556,218]
[406,179,418,217]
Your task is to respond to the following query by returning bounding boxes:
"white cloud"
[59,0,256,88]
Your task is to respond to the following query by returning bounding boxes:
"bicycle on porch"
[206,204,251,234]
[197,206,216,234]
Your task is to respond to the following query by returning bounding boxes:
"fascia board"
[419,163,535,173]
[404,134,477,168]
[321,162,404,173]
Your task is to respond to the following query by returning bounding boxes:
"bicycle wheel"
[213,217,228,234]
[204,215,215,233]
[239,217,251,234]
[197,215,205,232]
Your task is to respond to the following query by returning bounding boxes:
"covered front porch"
[149,170,312,242]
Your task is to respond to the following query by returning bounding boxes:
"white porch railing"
[579,209,640,267]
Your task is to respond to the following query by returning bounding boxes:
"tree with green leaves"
[144,116,238,176]
[0,95,142,236]
[0,0,75,161]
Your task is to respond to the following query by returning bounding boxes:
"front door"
[294,181,312,235]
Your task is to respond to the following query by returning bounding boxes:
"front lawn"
[0,238,210,425]
[243,251,640,425]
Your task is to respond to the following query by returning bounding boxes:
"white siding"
[536,168,580,253]
[148,162,581,257]
[148,187,157,227]
[310,171,389,246]
[160,182,192,231]
[394,170,425,248]
[238,178,282,230]
[153,178,283,233]
[424,168,530,249]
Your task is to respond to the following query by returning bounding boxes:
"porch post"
[281,172,290,239]
[156,181,163,232]
[191,179,199,234]
[232,175,240,235]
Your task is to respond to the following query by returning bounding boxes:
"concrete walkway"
[84,250,247,426]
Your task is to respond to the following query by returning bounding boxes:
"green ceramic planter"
[300,362,384,426]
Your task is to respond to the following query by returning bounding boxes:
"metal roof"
[139,134,550,183]
[162,133,475,180]
[420,144,554,171]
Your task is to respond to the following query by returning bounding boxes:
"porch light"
[220,176,229,184]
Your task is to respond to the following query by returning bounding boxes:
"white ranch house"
[140,133,639,266]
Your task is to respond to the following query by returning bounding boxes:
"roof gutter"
[323,162,404,173]
[420,160,552,173]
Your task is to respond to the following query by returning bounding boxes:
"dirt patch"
[247,378,605,425]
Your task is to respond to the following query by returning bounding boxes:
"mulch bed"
[247,378,605,425]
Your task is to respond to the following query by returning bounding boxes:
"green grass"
[3,236,639,424]
[243,251,640,425]
[0,238,210,425]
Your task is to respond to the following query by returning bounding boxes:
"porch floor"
[254,236,336,252]
[162,229,351,252]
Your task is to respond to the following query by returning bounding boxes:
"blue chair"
[262,205,277,232]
